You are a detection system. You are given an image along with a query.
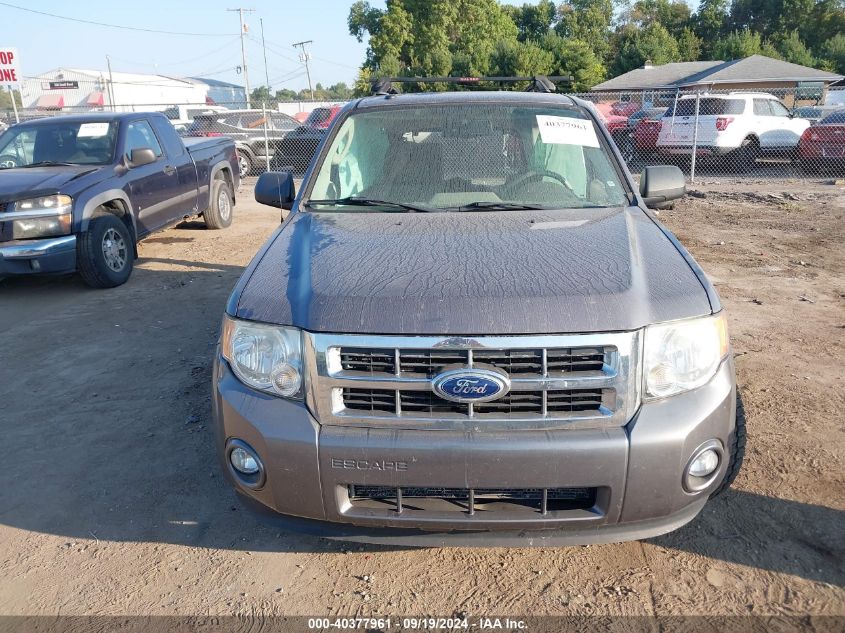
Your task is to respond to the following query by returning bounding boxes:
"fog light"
[683,439,724,493]
[689,449,719,478]
[230,447,260,475]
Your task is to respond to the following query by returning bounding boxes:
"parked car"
[214,89,743,546]
[792,105,840,124]
[162,104,229,135]
[185,109,300,177]
[0,112,239,287]
[657,92,810,171]
[632,108,667,159]
[270,106,343,175]
[612,107,666,162]
[798,108,845,174]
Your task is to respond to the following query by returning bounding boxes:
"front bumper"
[212,355,736,546]
[0,235,77,276]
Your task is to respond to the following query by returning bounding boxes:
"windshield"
[307,104,629,211]
[666,98,745,117]
[0,120,118,168]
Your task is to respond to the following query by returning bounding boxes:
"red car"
[633,109,667,156]
[799,109,845,173]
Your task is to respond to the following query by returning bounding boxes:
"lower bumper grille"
[342,387,605,416]
[348,485,597,516]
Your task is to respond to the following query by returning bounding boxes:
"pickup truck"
[0,112,239,288]
[213,85,744,546]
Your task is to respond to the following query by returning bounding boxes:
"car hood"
[0,166,109,203]
[234,207,713,335]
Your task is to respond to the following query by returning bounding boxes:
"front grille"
[313,332,638,430]
[342,387,605,416]
[339,346,605,378]
[348,485,597,515]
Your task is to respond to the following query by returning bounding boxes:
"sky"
[2,0,385,92]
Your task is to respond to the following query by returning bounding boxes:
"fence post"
[262,101,270,173]
[8,86,19,124]
[690,92,700,184]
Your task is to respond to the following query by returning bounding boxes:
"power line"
[0,1,232,36]
[106,37,242,70]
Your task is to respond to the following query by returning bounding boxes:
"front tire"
[709,392,747,498]
[204,179,233,229]
[77,215,134,288]
[237,150,254,178]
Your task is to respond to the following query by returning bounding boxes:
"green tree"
[677,26,703,61]
[693,0,729,55]
[772,30,816,66]
[250,86,273,104]
[631,0,692,38]
[541,33,607,90]
[0,88,21,114]
[502,1,557,42]
[348,0,519,80]
[711,28,780,60]
[611,22,681,75]
[820,33,845,74]
[556,0,614,61]
[489,39,554,77]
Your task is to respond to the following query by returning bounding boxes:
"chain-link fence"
[4,84,844,183]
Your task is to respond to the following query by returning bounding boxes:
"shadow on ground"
[0,262,842,586]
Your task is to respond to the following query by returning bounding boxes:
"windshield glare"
[0,120,119,168]
[308,104,629,210]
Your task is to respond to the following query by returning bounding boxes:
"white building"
[20,68,217,112]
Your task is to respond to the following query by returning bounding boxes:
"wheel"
[709,392,747,498]
[77,215,134,288]
[204,179,233,229]
[237,150,253,178]
[730,137,758,173]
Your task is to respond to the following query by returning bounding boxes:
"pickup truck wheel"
[204,179,233,229]
[709,392,747,498]
[77,215,134,288]
[237,152,253,178]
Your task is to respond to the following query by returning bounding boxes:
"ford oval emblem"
[432,368,510,403]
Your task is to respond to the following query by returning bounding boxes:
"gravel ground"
[0,177,843,627]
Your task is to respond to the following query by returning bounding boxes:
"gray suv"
[212,87,744,546]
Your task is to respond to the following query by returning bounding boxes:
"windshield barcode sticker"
[536,115,599,147]
[77,122,110,138]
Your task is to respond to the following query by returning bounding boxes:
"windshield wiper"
[305,196,433,213]
[455,201,550,212]
[20,161,79,168]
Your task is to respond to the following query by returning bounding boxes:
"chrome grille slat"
[306,332,641,431]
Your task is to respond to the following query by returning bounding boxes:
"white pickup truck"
[657,92,810,170]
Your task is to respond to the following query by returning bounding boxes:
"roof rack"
[370,75,572,96]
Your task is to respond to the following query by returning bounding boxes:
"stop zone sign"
[0,48,20,85]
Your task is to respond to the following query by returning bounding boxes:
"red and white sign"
[0,48,21,86]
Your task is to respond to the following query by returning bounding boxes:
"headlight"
[643,312,729,399]
[220,316,303,399]
[8,195,72,239]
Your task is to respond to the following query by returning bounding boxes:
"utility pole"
[105,54,116,112]
[260,18,270,94]
[228,7,255,107]
[292,40,314,100]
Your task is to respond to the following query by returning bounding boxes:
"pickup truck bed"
[0,112,240,287]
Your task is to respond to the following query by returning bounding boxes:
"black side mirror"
[255,171,295,210]
[640,165,686,208]
[127,148,157,168]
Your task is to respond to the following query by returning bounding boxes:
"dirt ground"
[0,177,843,627]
